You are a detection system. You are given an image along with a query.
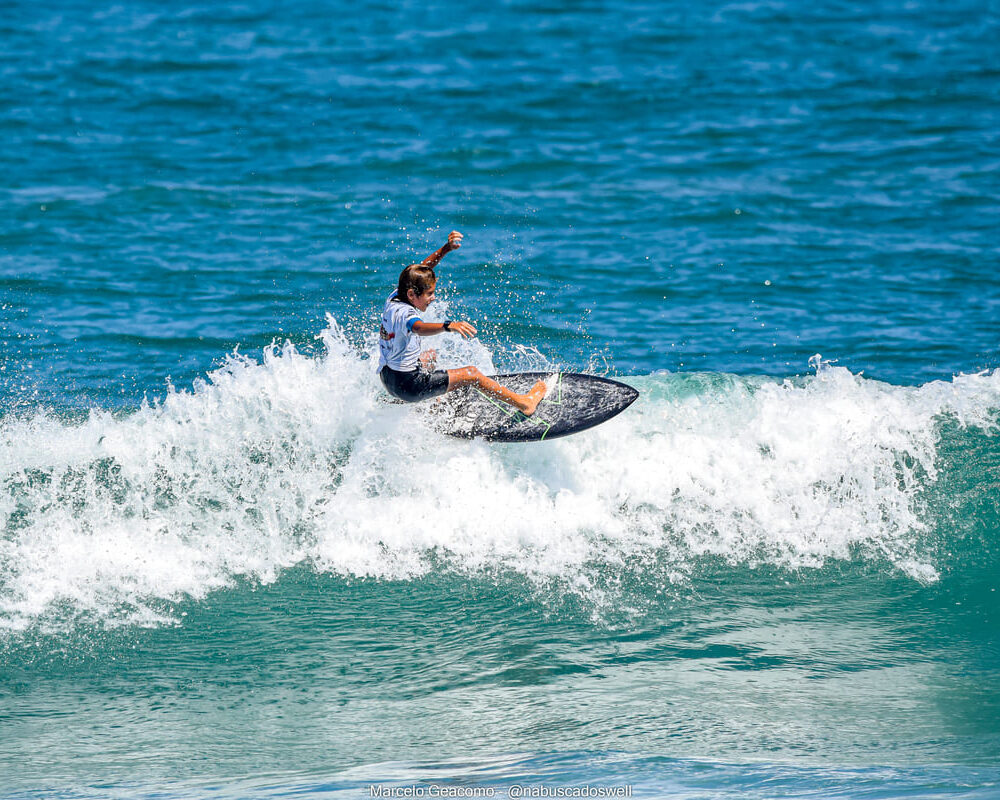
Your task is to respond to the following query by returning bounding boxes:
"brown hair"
[397,264,436,304]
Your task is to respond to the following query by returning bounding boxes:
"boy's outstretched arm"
[411,320,477,338]
[420,230,463,268]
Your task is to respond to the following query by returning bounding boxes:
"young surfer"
[377,230,547,415]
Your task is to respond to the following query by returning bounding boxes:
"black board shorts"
[380,365,450,403]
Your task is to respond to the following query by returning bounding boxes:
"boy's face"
[409,283,436,312]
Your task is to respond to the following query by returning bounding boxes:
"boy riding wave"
[377,231,547,416]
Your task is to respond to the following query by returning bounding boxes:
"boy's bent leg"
[446,367,547,416]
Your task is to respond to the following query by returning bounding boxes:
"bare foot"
[518,380,548,416]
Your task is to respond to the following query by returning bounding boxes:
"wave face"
[3,319,998,634]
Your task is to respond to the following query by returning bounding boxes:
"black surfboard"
[429,372,639,442]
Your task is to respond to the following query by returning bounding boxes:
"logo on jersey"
[380,325,395,341]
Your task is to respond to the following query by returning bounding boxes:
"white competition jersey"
[377,291,422,371]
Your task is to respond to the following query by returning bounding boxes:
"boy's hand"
[420,231,463,267]
[448,321,476,338]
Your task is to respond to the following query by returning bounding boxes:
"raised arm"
[420,230,463,268]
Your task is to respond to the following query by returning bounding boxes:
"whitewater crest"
[1,319,999,632]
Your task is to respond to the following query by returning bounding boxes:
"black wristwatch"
[442,320,452,332]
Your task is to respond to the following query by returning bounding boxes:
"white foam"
[1,318,999,632]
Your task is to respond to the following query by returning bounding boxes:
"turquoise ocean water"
[2,1,999,797]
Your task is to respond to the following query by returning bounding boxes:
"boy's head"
[397,264,437,309]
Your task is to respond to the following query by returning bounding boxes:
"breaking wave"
[2,318,998,633]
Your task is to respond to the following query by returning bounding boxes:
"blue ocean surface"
[1,0,999,798]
